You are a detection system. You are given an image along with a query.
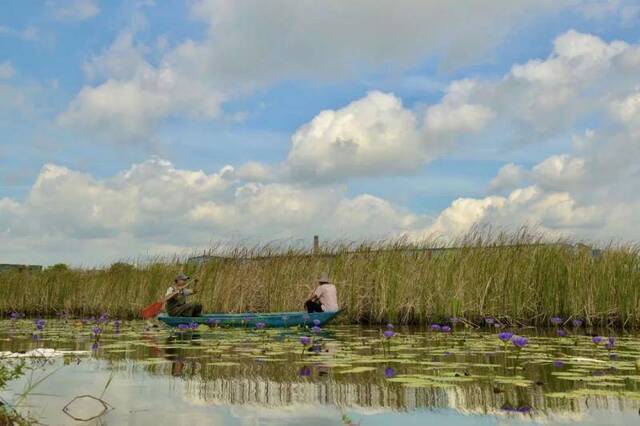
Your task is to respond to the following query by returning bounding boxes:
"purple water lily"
[498,331,513,342]
[10,312,20,320]
[550,317,563,325]
[511,335,529,349]
[571,319,583,327]
[92,326,102,337]
[300,336,311,346]
[431,324,441,332]
[386,323,394,329]
[313,319,321,326]
[91,342,100,351]
[177,323,189,330]
[256,322,266,329]
[556,329,568,337]
[35,319,45,330]
[189,322,199,330]
[553,360,564,368]
[311,326,322,334]
[384,367,395,378]
[383,330,395,339]
[97,313,109,324]
[299,366,312,377]
[441,325,452,333]
[592,336,603,345]
[608,336,616,346]
[605,342,614,351]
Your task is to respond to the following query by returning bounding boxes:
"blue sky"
[2,0,640,265]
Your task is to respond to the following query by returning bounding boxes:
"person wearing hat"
[304,272,339,313]
[165,273,202,317]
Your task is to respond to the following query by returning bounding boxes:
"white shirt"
[165,286,192,297]
[313,284,339,312]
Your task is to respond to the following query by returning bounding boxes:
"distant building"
[0,264,43,273]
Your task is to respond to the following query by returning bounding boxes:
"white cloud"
[489,163,528,193]
[59,0,569,140]
[50,0,100,21]
[0,61,15,79]
[286,92,425,181]
[0,159,425,265]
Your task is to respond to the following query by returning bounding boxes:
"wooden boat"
[157,310,340,328]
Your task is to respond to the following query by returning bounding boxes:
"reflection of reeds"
[1,229,639,325]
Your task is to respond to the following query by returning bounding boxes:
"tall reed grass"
[1,230,639,326]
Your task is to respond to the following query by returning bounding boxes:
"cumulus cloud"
[59,0,568,140]
[0,159,427,265]
[287,92,425,181]
[409,30,640,243]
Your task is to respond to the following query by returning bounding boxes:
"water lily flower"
[384,367,395,378]
[511,335,529,349]
[256,322,266,329]
[553,360,564,368]
[431,324,441,332]
[298,366,312,377]
[313,319,321,326]
[608,336,616,346]
[92,326,102,337]
[383,330,395,339]
[592,336,603,345]
[498,332,513,342]
[10,312,20,320]
[177,323,189,330]
[571,319,583,327]
[311,326,322,334]
[441,326,452,333]
[97,313,109,324]
[300,336,311,346]
[35,319,45,330]
[386,323,394,329]
[91,342,99,351]
[189,322,199,330]
[605,342,614,351]
[556,329,568,337]
[550,317,563,325]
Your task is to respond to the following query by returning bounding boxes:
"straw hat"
[318,272,330,284]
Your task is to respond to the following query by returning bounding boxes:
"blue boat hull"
[157,310,340,328]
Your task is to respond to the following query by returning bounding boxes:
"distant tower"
[313,235,320,254]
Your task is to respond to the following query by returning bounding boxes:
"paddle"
[141,280,197,319]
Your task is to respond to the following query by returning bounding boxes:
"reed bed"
[1,231,639,326]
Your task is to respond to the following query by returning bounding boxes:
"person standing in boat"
[165,273,202,317]
[304,272,339,313]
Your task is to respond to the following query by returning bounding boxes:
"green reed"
[1,230,639,326]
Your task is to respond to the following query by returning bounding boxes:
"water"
[1,320,640,425]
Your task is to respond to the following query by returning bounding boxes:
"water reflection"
[2,320,640,425]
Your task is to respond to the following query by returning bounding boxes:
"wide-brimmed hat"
[175,273,190,282]
[318,272,330,283]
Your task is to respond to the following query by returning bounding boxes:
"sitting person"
[165,273,202,317]
[304,273,339,313]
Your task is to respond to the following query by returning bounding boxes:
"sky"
[2,0,640,266]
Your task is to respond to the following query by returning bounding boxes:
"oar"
[141,281,194,319]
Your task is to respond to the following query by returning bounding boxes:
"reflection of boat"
[157,311,340,328]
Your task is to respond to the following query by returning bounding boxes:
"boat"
[157,310,340,328]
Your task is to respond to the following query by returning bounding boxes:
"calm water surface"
[1,319,640,425]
